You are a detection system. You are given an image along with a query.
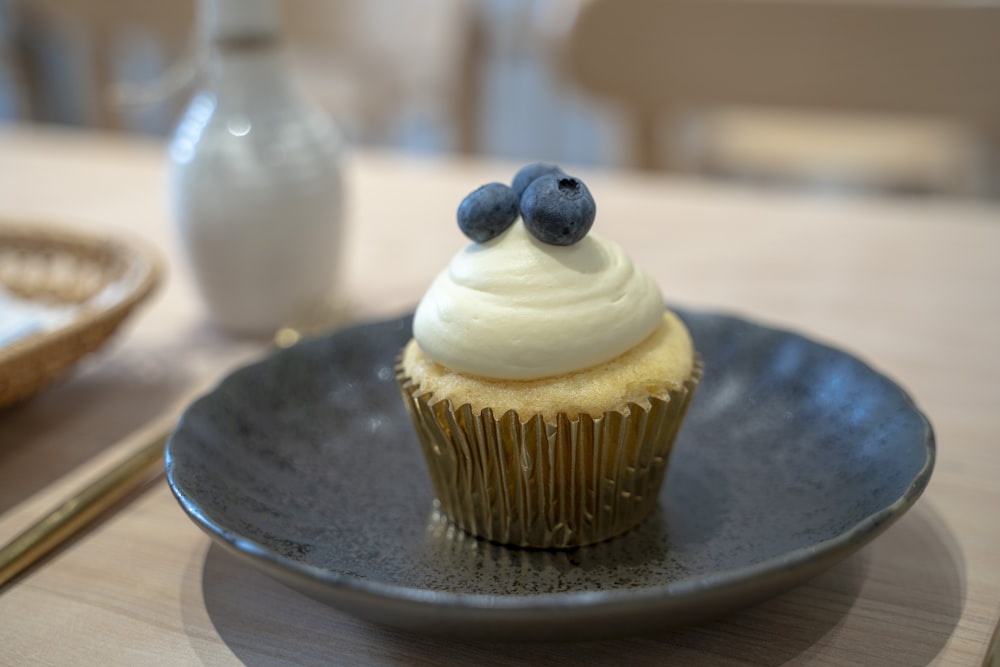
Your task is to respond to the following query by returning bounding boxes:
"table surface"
[1,123,998,666]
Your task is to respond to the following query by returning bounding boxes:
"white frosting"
[413,220,664,380]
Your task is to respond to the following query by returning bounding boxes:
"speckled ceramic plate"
[165,309,934,640]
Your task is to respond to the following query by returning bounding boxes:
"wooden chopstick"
[0,431,168,589]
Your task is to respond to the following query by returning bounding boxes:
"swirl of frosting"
[413,220,664,380]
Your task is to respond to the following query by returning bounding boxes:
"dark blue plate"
[165,309,934,640]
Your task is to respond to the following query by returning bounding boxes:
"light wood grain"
[0,123,998,665]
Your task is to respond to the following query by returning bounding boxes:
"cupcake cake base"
[397,359,702,549]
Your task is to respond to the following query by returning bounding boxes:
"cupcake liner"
[396,357,703,549]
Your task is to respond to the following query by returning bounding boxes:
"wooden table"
[1,123,998,665]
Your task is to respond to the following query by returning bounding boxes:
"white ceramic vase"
[168,0,346,336]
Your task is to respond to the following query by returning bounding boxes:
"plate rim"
[165,308,935,616]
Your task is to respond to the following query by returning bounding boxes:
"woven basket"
[0,223,161,408]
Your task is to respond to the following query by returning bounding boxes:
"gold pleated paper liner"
[396,358,703,549]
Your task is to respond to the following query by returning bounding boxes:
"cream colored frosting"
[413,220,664,380]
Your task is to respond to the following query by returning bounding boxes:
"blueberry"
[457,182,519,243]
[520,175,596,246]
[511,162,565,199]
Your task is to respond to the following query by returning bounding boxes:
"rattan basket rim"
[0,221,163,407]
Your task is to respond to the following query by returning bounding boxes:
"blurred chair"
[13,0,194,130]
[565,0,1000,196]
[6,0,475,151]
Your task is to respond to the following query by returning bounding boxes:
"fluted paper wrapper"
[396,359,702,549]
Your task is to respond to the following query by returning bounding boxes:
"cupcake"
[397,164,701,549]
